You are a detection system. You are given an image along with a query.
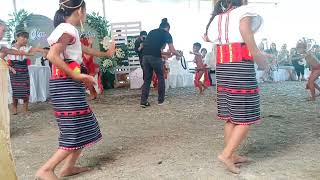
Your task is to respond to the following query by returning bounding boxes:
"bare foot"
[59,167,91,177]
[232,155,248,164]
[218,155,240,174]
[35,169,58,180]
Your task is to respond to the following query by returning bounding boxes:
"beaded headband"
[60,0,84,9]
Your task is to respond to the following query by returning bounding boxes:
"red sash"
[216,43,253,64]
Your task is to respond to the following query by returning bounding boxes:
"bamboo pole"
[102,0,106,18]
[12,0,17,13]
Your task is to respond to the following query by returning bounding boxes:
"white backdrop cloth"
[168,58,194,88]
[8,65,51,103]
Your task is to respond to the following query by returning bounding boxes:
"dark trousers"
[208,70,215,86]
[141,55,165,104]
[139,57,144,80]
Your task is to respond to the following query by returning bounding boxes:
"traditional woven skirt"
[8,59,30,99]
[49,77,102,150]
[216,61,261,125]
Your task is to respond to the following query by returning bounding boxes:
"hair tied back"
[162,18,168,23]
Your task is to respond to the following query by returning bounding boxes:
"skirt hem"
[217,116,262,125]
[58,137,102,151]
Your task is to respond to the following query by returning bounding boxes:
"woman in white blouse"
[7,31,47,115]
[204,0,268,174]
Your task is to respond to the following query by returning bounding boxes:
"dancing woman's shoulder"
[233,5,261,17]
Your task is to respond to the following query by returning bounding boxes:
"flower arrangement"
[115,47,126,59]
[127,38,135,50]
[100,36,112,50]
[86,12,116,89]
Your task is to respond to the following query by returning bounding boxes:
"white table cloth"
[8,65,51,103]
[129,67,144,89]
[256,69,311,83]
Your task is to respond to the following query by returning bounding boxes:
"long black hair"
[205,0,243,35]
[12,31,29,45]
[54,0,86,27]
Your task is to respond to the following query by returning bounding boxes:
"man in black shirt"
[134,31,147,79]
[140,18,182,107]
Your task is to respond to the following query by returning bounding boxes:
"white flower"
[127,40,135,50]
[102,59,113,68]
[100,36,112,50]
[116,48,125,59]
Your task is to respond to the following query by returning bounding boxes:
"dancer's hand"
[202,34,210,42]
[9,67,16,74]
[253,52,269,70]
[74,74,96,87]
[177,50,183,57]
[104,41,116,57]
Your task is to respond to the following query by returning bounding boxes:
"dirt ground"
[11,81,320,180]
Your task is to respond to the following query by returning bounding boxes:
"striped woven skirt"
[9,59,30,99]
[49,77,102,150]
[216,61,261,125]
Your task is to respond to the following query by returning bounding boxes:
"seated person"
[278,44,295,80]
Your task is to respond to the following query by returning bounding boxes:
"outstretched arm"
[168,43,182,57]
[82,42,116,57]
[0,47,31,56]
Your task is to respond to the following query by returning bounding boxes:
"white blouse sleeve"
[47,23,77,46]
[238,5,263,33]
[207,17,219,44]
[23,46,32,52]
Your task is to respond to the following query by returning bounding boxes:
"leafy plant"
[5,9,31,42]
[86,12,117,89]
[86,12,110,47]
[86,12,114,70]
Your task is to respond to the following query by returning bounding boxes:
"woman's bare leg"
[59,149,90,177]
[218,125,250,174]
[224,122,248,164]
[35,149,73,180]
